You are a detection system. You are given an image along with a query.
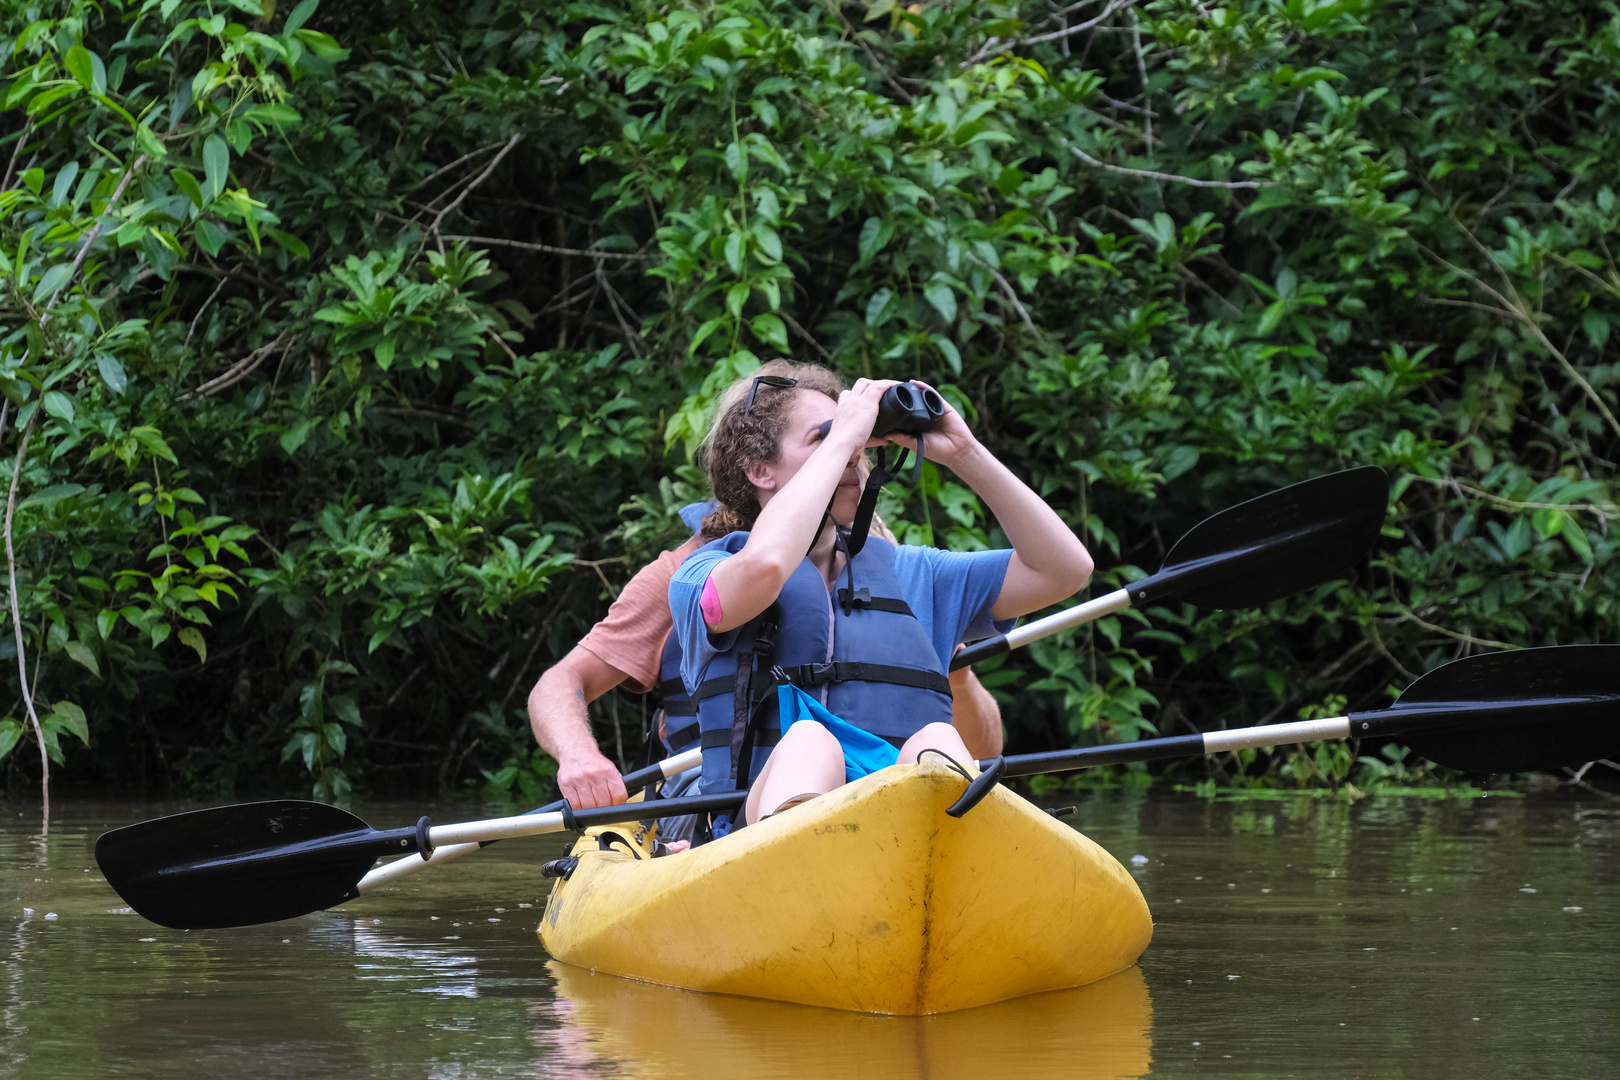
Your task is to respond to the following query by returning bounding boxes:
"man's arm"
[528,647,631,808]
[948,660,1003,759]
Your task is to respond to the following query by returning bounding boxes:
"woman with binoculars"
[669,360,1094,834]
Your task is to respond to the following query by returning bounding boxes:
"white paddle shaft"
[1202,716,1352,753]
[355,747,703,893]
[1004,588,1132,650]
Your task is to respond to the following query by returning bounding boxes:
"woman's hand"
[824,378,901,453]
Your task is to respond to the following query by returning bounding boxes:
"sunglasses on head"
[745,374,798,412]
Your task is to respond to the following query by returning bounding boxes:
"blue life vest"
[651,501,716,756]
[684,531,953,827]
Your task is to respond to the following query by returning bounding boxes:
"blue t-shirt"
[668,538,1013,696]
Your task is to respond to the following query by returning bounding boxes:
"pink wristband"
[700,577,724,628]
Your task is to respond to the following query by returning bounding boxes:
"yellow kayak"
[539,759,1153,1015]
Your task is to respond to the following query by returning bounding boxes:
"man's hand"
[530,646,635,809]
[557,746,628,809]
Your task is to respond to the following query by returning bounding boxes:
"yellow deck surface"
[539,760,1153,1014]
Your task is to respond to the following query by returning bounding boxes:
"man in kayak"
[528,490,1003,810]
[670,361,1091,831]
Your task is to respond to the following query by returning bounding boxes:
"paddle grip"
[951,634,1009,671]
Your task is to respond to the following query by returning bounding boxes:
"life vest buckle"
[776,662,836,688]
[837,586,873,614]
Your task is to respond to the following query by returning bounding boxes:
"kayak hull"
[539,761,1153,1015]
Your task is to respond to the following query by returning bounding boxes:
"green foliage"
[4,0,1619,798]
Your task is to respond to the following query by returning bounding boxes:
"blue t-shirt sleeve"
[892,546,1014,670]
[668,547,741,693]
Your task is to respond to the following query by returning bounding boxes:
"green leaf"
[280,419,316,455]
[18,483,85,511]
[42,390,74,424]
[1583,310,1611,349]
[46,701,89,746]
[0,719,21,762]
[330,694,363,727]
[178,626,207,663]
[64,45,95,90]
[171,167,205,209]
[1564,522,1594,562]
[268,229,309,259]
[726,282,750,318]
[930,334,961,375]
[64,640,100,678]
[32,262,73,305]
[689,316,727,355]
[865,288,893,327]
[724,141,747,183]
[97,354,128,394]
[723,231,745,274]
[285,0,319,34]
[194,219,228,257]
[857,217,890,264]
[132,426,178,463]
[924,279,957,324]
[203,135,230,201]
[135,123,167,161]
[750,313,789,351]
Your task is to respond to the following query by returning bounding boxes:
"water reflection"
[5,794,1617,1078]
[536,961,1153,1080]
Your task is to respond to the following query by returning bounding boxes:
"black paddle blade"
[1379,646,1620,774]
[1136,467,1388,609]
[96,800,416,930]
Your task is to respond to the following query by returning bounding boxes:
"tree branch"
[3,404,48,824]
[439,233,651,260]
[1071,146,1276,189]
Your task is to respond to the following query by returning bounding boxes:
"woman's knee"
[898,722,976,768]
[780,719,842,755]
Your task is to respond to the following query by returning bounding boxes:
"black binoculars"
[872,381,946,438]
[816,381,946,440]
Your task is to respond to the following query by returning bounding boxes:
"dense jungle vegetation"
[2,0,1619,804]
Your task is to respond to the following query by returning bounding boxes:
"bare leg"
[744,720,846,825]
[898,721,980,776]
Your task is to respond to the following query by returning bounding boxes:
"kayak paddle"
[98,646,1615,929]
[947,644,1620,814]
[95,784,744,931]
[952,466,1389,670]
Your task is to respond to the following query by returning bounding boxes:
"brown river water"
[3,790,1616,1078]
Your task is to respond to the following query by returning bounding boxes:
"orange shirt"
[577,536,704,693]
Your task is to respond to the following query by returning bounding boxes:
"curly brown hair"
[698,360,846,541]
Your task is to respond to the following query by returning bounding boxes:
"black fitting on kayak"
[415,816,434,861]
[540,856,579,881]
[947,755,1006,818]
[560,800,580,832]
[1045,805,1076,818]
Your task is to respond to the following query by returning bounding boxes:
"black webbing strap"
[729,604,782,781]
[691,674,738,702]
[656,676,685,699]
[835,588,913,616]
[701,726,779,751]
[774,660,951,695]
[728,621,760,781]
[846,444,916,560]
[667,721,699,750]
